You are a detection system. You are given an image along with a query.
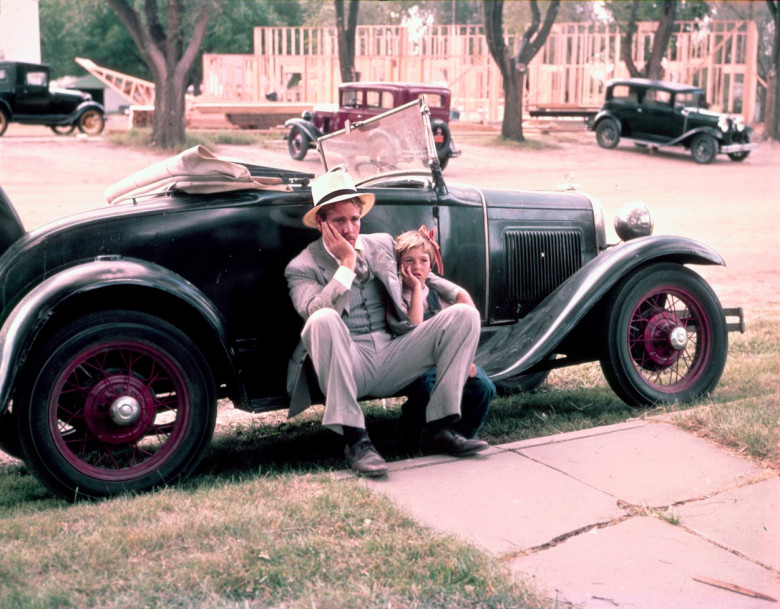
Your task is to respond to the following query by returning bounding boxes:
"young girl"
[395,226,495,450]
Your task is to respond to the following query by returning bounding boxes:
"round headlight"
[614,202,654,241]
[301,110,313,121]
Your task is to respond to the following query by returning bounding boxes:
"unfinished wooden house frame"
[202,20,758,124]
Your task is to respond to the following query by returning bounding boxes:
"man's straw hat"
[302,166,375,228]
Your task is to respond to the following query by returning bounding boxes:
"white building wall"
[0,0,41,63]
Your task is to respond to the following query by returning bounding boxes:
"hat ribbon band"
[317,188,360,206]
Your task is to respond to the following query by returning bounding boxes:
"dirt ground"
[0,117,778,324]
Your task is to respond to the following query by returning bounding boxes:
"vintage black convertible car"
[0,100,742,500]
[589,78,756,164]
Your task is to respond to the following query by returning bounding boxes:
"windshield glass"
[318,99,435,182]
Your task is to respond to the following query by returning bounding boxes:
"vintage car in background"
[0,100,742,500]
[0,61,105,136]
[285,81,459,169]
[589,78,755,164]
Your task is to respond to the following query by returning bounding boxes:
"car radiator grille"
[506,229,583,301]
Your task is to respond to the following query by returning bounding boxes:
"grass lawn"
[0,316,776,609]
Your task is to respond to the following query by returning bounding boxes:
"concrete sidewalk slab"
[509,516,780,609]
[362,448,626,554]
[514,422,765,506]
[360,420,779,607]
[675,477,780,571]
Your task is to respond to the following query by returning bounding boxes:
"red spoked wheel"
[600,263,727,406]
[17,311,216,500]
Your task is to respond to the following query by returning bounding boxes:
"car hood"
[50,87,91,102]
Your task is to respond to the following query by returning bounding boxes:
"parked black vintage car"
[0,61,105,137]
[285,81,459,169]
[589,78,756,163]
[0,100,742,500]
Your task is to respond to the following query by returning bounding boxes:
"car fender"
[589,110,620,132]
[678,125,724,145]
[284,118,322,143]
[476,235,725,380]
[65,100,105,123]
[0,99,11,118]
[0,257,243,417]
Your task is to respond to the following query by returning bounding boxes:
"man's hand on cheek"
[323,222,356,270]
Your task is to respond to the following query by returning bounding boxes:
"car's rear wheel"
[727,135,751,162]
[77,110,105,136]
[595,119,620,149]
[16,311,216,501]
[599,263,727,407]
[51,124,77,135]
[288,127,309,160]
[690,133,718,164]
[431,122,452,169]
[0,109,8,136]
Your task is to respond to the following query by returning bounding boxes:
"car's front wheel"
[288,127,310,160]
[16,311,217,501]
[77,110,105,136]
[599,263,727,407]
[728,135,751,162]
[0,109,8,136]
[690,133,718,164]
[595,119,620,149]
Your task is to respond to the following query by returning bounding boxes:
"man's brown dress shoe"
[421,427,489,456]
[345,439,389,477]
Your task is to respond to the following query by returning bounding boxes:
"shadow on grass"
[194,386,649,484]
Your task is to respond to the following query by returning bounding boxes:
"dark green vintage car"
[589,78,756,163]
[0,61,105,136]
[0,100,742,500]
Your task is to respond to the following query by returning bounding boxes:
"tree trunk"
[766,1,780,140]
[106,0,214,149]
[501,70,526,141]
[335,0,359,83]
[484,0,559,142]
[646,1,677,80]
[153,69,187,148]
[621,0,641,78]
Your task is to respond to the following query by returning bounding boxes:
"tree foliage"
[484,0,560,142]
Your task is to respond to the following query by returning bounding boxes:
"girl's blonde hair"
[395,226,442,272]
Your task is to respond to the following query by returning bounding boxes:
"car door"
[14,66,52,116]
[635,87,678,142]
[606,83,642,138]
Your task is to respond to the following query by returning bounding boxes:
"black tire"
[51,124,77,135]
[595,118,620,149]
[690,133,718,164]
[728,135,751,162]
[16,311,216,501]
[77,110,105,136]
[0,109,8,137]
[0,409,23,460]
[494,370,550,396]
[287,127,309,161]
[599,263,727,407]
